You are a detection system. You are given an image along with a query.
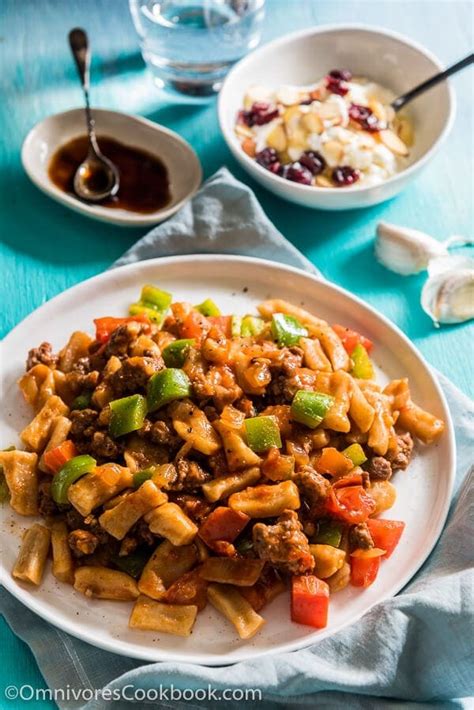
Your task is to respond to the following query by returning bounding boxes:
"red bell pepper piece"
[332,324,373,355]
[350,555,380,587]
[207,315,233,338]
[367,519,405,559]
[326,485,375,524]
[198,507,250,546]
[94,315,150,344]
[291,575,329,628]
[179,311,210,345]
[315,447,354,476]
[332,472,364,489]
[43,440,77,474]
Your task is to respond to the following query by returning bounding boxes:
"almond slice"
[302,112,324,134]
[394,117,414,147]
[323,140,344,164]
[379,129,409,156]
[315,175,334,188]
[266,124,287,152]
[368,98,387,123]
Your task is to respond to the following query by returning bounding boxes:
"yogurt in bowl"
[219,25,455,210]
[235,69,414,189]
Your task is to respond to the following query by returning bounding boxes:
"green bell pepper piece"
[72,392,92,410]
[133,469,154,489]
[245,415,282,452]
[129,302,165,325]
[231,315,242,337]
[51,455,97,504]
[313,520,343,547]
[196,298,221,317]
[291,390,335,428]
[271,313,308,346]
[241,315,265,337]
[140,284,172,312]
[147,369,191,412]
[342,443,367,466]
[109,394,147,437]
[351,343,375,379]
[113,549,151,579]
[162,339,195,368]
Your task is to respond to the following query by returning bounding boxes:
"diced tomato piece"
[350,555,380,587]
[315,447,354,477]
[332,324,373,355]
[332,472,364,489]
[94,315,150,344]
[43,440,77,474]
[179,311,210,345]
[326,485,375,524]
[198,507,250,546]
[367,519,405,559]
[163,569,208,611]
[291,575,329,628]
[207,315,232,338]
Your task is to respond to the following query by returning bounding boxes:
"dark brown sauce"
[48,135,171,213]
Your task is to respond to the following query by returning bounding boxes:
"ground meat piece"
[281,347,304,375]
[135,519,157,546]
[293,465,331,512]
[68,529,99,557]
[350,522,374,550]
[388,432,414,471]
[67,370,100,394]
[26,342,58,371]
[170,493,213,523]
[109,356,163,397]
[104,323,148,359]
[170,459,212,491]
[37,480,60,517]
[69,409,99,440]
[253,510,315,575]
[90,431,122,460]
[366,456,392,481]
[140,418,181,449]
[207,450,228,477]
[119,536,138,556]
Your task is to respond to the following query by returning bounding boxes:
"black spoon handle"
[68,28,98,153]
[392,53,474,112]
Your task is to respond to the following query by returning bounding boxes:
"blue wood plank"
[0,0,472,701]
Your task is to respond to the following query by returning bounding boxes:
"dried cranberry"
[281,162,313,185]
[348,104,380,132]
[326,76,349,96]
[255,148,281,175]
[299,150,326,176]
[332,166,361,187]
[328,69,353,82]
[239,102,279,127]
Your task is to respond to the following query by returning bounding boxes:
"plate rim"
[0,254,456,665]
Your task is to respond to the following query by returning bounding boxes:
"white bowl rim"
[218,23,456,195]
[21,108,203,227]
[0,253,456,665]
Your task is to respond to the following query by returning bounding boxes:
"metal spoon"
[392,53,474,112]
[68,28,119,202]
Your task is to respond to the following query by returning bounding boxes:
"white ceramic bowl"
[22,109,202,227]
[218,25,455,210]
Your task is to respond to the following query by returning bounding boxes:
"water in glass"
[129,0,266,96]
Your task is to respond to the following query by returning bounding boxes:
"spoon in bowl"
[392,52,474,112]
[68,28,119,202]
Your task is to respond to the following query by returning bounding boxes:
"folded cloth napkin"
[1,168,473,709]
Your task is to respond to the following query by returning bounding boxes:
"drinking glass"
[129,0,266,96]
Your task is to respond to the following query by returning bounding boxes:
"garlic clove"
[375,222,448,275]
[421,256,474,326]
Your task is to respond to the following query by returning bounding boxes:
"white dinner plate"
[0,255,455,665]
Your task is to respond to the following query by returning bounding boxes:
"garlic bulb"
[421,255,474,326]
[375,222,449,275]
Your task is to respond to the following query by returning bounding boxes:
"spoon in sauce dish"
[391,52,474,112]
[68,28,119,202]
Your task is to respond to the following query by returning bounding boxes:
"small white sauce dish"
[218,24,456,210]
[21,109,202,227]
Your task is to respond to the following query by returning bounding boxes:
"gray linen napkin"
[1,168,473,709]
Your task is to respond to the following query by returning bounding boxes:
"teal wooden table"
[1,0,472,706]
